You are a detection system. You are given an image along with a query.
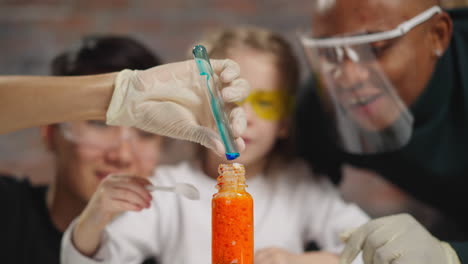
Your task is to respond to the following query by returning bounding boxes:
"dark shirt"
[0,175,160,264]
[295,7,468,262]
[0,175,62,264]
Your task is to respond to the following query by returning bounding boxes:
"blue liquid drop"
[226,152,240,160]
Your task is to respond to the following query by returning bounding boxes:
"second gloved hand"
[339,214,461,264]
[106,59,250,156]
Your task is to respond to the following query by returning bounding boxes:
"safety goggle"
[301,6,442,48]
[60,121,160,160]
[236,90,294,121]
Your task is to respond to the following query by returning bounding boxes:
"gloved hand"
[106,59,250,156]
[339,214,461,264]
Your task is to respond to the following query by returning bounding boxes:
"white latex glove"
[106,59,250,156]
[339,214,461,264]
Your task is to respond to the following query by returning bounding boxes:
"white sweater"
[62,160,368,264]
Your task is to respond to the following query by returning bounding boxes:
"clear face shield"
[299,6,442,154]
[60,121,161,161]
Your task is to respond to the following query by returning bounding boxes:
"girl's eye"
[257,100,274,107]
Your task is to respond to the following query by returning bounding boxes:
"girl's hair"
[200,26,299,95]
[51,35,162,76]
[198,26,300,160]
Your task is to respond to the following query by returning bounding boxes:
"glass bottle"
[212,163,253,264]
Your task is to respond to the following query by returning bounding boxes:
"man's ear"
[430,11,453,57]
[41,125,57,152]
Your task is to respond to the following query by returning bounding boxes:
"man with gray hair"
[297,0,468,263]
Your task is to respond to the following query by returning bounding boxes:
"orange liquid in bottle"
[212,163,253,264]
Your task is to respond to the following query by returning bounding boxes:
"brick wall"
[0,0,314,75]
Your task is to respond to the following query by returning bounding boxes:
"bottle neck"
[217,182,247,192]
[216,163,247,192]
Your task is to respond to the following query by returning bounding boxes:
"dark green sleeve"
[450,242,468,263]
[294,78,344,184]
[443,7,468,263]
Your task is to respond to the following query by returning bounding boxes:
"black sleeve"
[0,175,24,215]
[0,175,26,258]
[0,175,28,233]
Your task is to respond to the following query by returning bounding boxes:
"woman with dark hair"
[51,35,162,76]
[0,35,164,264]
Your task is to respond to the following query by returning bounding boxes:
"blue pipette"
[192,45,240,160]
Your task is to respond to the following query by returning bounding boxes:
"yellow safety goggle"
[236,90,294,121]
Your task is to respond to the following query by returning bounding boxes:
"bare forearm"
[0,73,116,134]
[72,216,108,257]
[299,251,339,264]
[255,247,340,264]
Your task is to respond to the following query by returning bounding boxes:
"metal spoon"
[146,182,200,200]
